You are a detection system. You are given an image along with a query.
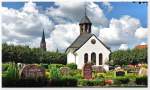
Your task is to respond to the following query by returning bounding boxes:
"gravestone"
[60,67,70,76]
[115,70,125,76]
[92,66,106,73]
[20,64,45,79]
[83,63,92,80]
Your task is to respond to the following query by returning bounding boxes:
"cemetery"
[2,62,148,87]
[2,43,148,87]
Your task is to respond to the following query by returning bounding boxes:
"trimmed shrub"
[78,79,104,86]
[66,63,77,70]
[96,73,105,79]
[2,78,47,87]
[113,77,130,85]
[135,76,147,85]
[49,77,78,87]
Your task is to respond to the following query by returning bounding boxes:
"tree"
[110,48,147,66]
[2,43,67,64]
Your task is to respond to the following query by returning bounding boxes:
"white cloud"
[135,27,148,39]
[2,5,54,45]
[23,1,38,13]
[140,42,147,45]
[102,2,113,12]
[46,2,109,26]
[48,23,80,51]
[119,44,128,50]
[99,15,141,46]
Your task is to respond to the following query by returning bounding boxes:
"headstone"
[92,66,106,73]
[115,70,125,76]
[20,64,45,79]
[60,67,70,76]
[83,63,92,80]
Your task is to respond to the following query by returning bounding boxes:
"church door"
[91,52,96,65]
[84,53,88,63]
[99,53,102,65]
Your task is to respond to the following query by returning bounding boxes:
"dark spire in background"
[41,30,45,43]
[40,29,46,51]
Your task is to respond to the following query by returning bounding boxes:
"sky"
[1,1,148,52]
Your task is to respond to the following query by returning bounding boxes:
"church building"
[66,11,111,69]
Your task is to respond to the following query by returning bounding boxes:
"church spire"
[84,2,87,17]
[40,29,46,51]
[79,2,92,34]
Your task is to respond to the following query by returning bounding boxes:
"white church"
[66,12,111,69]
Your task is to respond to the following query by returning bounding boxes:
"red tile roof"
[135,45,147,49]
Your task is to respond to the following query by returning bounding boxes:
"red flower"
[105,80,113,85]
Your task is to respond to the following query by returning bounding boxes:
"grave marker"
[83,63,92,80]
[60,67,70,76]
[20,64,45,79]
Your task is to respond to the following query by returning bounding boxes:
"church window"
[84,53,88,63]
[99,53,103,65]
[91,52,96,65]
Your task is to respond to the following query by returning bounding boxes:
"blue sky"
[2,1,148,51]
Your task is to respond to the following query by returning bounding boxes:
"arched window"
[84,53,88,63]
[99,53,103,65]
[91,52,96,65]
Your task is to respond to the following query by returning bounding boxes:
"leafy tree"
[110,48,147,66]
[2,43,67,64]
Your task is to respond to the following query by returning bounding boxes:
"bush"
[78,79,104,86]
[48,64,64,69]
[135,76,147,85]
[2,78,47,87]
[66,63,77,70]
[96,73,105,79]
[2,63,10,71]
[41,64,48,69]
[113,76,130,85]
[50,67,61,79]
[49,77,77,87]
[5,63,19,80]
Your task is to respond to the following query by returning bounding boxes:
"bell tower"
[79,3,92,34]
[40,30,46,51]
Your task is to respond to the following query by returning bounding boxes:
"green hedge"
[49,77,78,87]
[2,78,47,87]
[66,63,77,70]
[135,76,147,85]
[78,79,104,86]
[113,76,130,85]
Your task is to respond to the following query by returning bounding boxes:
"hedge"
[78,79,104,86]
[135,76,147,85]
[66,63,77,70]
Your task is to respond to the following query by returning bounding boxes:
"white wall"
[67,52,76,64]
[75,35,111,69]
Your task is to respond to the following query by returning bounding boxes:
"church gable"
[75,35,111,53]
[66,33,93,53]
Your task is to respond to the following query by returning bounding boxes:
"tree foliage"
[2,43,67,64]
[110,48,147,66]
